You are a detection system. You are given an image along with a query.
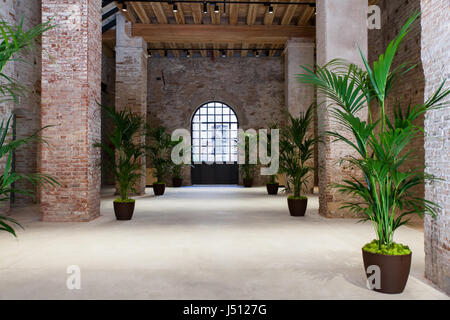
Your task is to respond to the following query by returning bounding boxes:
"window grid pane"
[192,102,238,163]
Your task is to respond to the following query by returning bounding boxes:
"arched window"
[191,102,239,163]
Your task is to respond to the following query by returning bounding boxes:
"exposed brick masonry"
[40,0,102,221]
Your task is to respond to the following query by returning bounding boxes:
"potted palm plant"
[1,116,59,236]
[0,17,56,236]
[146,126,172,196]
[171,164,184,187]
[297,12,449,293]
[239,131,257,188]
[265,125,279,195]
[279,105,317,216]
[95,104,145,220]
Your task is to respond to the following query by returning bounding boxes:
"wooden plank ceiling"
[103,0,379,57]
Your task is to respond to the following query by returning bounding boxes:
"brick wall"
[421,0,450,295]
[40,0,101,221]
[147,57,286,186]
[368,0,425,227]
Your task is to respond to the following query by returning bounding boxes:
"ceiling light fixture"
[203,2,208,14]
[255,50,260,57]
[121,1,127,12]
[173,3,178,13]
[164,50,168,57]
[268,5,274,14]
[214,3,219,13]
[221,50,226,58]
[148,50,152,57]
[186,50,191,58]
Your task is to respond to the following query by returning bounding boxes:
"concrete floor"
[0,186,447,300]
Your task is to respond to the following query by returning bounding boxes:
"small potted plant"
[95,104,145,220]
[279,105,317,216]
[146,126,172,196]
[297,12,449,293]
[266,175,279,195]
[171,164,183,187]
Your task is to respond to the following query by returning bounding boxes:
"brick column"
[115,13,147,195]
[316,0,368,217]
[40,0,101,221]
[284,38,315,193]
[421,0,450,295]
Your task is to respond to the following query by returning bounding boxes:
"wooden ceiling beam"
[150,2,168,24]
[173,3,186,24]
[263,0,279,25]
[191,3,203,24]
[281,2,297,25]
[130,2,150,24]
[229,3,239,25]
[297,5,315,26]
[247,1,258,25]
[103,24,315,44]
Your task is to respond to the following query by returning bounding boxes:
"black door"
[191,102,239,185]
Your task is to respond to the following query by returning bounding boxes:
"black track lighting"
[214,3,219,13]
[203,2,208,14]
[148,50,152,57]
[255,50,260,57]
[186,50,191,58]
[173,3,178,13]
[221,50,226,58]
[164,50,168,57]
[121,1,127,12]
[268,5,274,14]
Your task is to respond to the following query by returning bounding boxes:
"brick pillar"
[316,0,368,217]
[40,0,101,221]
[284,38,315,193]
[421,0,450,295]
[115,13,147,195]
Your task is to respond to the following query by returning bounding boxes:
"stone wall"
[421,0,450,295]
[368,0,425,226]
[147,57,286,186]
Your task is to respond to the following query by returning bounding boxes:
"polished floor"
[0,186,447,299]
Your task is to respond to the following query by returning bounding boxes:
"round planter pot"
[172,178,183,188]
[362,249,412,294]
[153,183,166,196]
[243,178,253,188]
[287,197,308,216]
[266,183,279,195]
[113,201,135,221]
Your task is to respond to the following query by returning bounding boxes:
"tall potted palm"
[95,104,145,220]
[239,132,257,188]
[297,12,449,293]
[0,17,56,236]
[265,125,279,195]
[146,126,172,196]
[279,104,317,216]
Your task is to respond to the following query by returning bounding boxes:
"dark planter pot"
[172,178,183,187]
[266,183,279,195]
[113,201,135,221]
[287,197,308,216]
[362,249,412,294]
[243,178,253,188]
[153,183,166,196]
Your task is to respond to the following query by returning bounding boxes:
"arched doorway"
[191,101,239,184]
